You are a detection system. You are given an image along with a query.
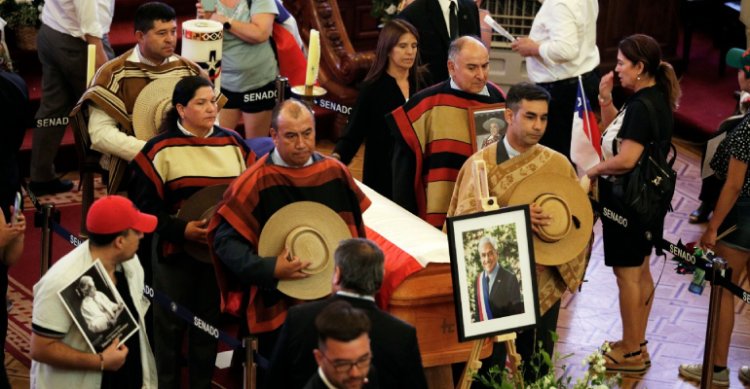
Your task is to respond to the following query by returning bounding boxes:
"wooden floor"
[7,139,749,388]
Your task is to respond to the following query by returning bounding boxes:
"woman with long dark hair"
[129,76,254,388]
[332,19,426,199]
[586,34,681,373]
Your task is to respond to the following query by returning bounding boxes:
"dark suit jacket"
[398,0,480,84]
[474,266,524,321]
[268,294,427,389]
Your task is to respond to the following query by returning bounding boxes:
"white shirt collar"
[270,148,314,167]
[503,136,521,158]
[132,44,176,66]
[336,290,376,302]
[176,120,214,137]
[318,367,338,389]
[449,77,490,96]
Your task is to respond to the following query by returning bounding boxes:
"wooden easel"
[456,160,524,389]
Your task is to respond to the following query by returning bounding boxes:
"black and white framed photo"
[446,205,539,342]
[468,104,507,152]
[57,260,139,353]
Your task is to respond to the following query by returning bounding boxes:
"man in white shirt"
[71,1,204,195]
[30,195,158,389]
[29,0,114,195]
[511,0,600,160]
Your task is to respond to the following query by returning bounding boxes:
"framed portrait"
[58,260,139,353]
[468,104,507,152]
[446,205,539,342]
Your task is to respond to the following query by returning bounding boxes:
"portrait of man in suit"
[473,236,524,322]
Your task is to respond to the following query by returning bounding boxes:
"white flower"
[14,0,33,4]
[384,4,397,14]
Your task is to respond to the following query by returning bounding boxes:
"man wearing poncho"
[448,82,589,382]
[387,36,504,229]
[209,100,370,359]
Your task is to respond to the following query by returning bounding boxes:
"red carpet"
[675,32,739,140]
[8,203,241,387]
[6,205,83,367]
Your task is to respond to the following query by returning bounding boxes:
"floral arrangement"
[475,334,622,389]
[0,0,44,30]
[371,0,401,23]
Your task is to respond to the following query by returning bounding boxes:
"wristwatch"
[223,19,232,30]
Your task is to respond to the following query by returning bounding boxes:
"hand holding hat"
[274,246,311,280]
[529,203,551,235]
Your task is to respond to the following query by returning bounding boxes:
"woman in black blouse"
[678,48,750,387]
[586,34,681,373]
[332,19,426,199]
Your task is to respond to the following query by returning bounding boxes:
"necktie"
[483,274,490,294]
[449,1,458,40]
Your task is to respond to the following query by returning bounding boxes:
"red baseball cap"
[86,196,157,234]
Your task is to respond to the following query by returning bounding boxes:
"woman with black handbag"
[678,48,750,387]
[585,34,681,373]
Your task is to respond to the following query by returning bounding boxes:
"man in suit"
[268,238,427,389]
[473,236,524,322]
[398,0,480,84]
[305,301,375,389]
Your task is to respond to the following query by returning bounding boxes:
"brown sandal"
[603,347,648,373]
[603,340,650,366]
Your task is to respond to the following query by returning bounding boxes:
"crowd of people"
[0,0,748,388]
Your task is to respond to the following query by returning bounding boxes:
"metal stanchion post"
[275,76,288,103]
[243,336,257,389]
[699,257,729,389]
[39,203,54,277]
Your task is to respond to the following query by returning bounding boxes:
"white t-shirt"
[41,0,114,39]
[30,242,157,389]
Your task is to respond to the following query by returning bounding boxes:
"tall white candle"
[305,29,320,87]
[86,44,96,86]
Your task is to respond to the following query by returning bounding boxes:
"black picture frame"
[446,205,539,342]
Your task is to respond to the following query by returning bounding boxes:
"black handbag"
[621,98,677,240]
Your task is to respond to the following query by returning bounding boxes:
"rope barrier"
[28,200,267,360]
[662,237,750,304]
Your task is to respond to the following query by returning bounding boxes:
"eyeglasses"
[321,352,372,373]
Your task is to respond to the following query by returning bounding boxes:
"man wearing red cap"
[29,195,158,389]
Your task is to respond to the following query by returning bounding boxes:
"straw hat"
[132,77,181,141]
[507,173,593,266]
[258,201,352,300]
[176,184,228,263]
[482,117,506,132]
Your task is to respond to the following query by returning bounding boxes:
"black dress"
[598,85,674,266]
[333,74,411,199]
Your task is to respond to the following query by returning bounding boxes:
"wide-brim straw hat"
[258,201,352,300]
[176,184,228,263]
[482,117,507,132]
[507,173,593,266]
[132,77,180,141]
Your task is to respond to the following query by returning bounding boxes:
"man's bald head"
[447,36,490,94]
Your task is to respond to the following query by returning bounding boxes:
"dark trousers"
[699,173,724,205]
[31,24,112,181]
[153,255,220,389]
[537,71,600,161]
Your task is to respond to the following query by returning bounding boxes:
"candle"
[86,44,96,86]
[305,29,320,87]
